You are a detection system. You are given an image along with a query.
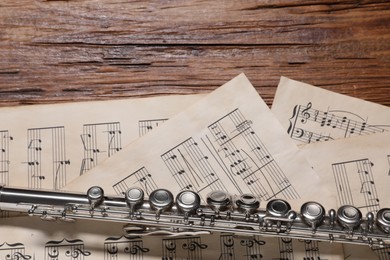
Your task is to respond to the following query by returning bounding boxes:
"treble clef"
[6,252,32,260]
[182,241,208,251]
[300,102,312,124]
[65,248,92,258]
[125,245,150,255]
[240,238,266,248]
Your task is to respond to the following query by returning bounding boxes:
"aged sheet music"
[301,132,390,215]
[271,77,390,145]
[0,82,348,259]
[64,73,331,210]
[300,132,390,259]
[0,216,345,259]
[0,95,204,190]
[271,77,389,259]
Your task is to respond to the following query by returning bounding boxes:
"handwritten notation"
[26,127,70,190]
[332,159,380,213]
[138,118,168,137]
[80,122,122,175]
[287,102,389,144]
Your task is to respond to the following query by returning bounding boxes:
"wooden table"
[0,1,389,107]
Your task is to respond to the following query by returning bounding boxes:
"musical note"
[138,118,168,137]
[300,240,321,260]
[0,132,11,221]
[80,122,122,174]
[219,234,235,260]
[278,238,294,260]
[205,109,299,200]
[286,102,389,144]
[161,137,227,195]
[26,127,69,190]
[0,130,12,187]
[112,167,158,195]
[332,158,380,213]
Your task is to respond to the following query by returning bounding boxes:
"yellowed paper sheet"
[300,132,390,258]
[271,77,390,145]
[0,95,204,190]
[0,216,345,259]
[64,73,331,210]
[301,132,390,215]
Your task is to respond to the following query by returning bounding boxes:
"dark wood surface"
[0,1,389,107]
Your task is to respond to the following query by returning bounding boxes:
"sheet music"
[300,132,390,215]
[64,73,331,210]
[271,77,390,145]
[0,216,346,259]
[271,77,389,259]
[0,94,204,190]
[297,133,390,260]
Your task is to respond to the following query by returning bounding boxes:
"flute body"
[0,185,389,248]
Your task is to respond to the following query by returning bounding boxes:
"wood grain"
[0,0,389,107]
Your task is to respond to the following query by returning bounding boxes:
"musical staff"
[80,122,122,175]
[45,238,91,260]
[0,242,31,260]
[332,159,380,213]
[287,102,389,144]
[219,234,235,260]
[0,130,12,186]
[139,118,168,137]
[162,236,207,260]
[278,238,294,260]
[239,236,265,259]
[205,109,299,200]
[301,240,321,260]
[161,137,227,195]
[104,236,149,260]
[112,167,158,195]
[26,126,70,190]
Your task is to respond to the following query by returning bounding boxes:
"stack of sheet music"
[0,74,389,259]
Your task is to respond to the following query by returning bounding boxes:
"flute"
[0,185,389,247]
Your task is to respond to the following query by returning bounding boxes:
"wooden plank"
[0,0,388,106]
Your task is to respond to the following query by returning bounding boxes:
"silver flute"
[0,185,389,247]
